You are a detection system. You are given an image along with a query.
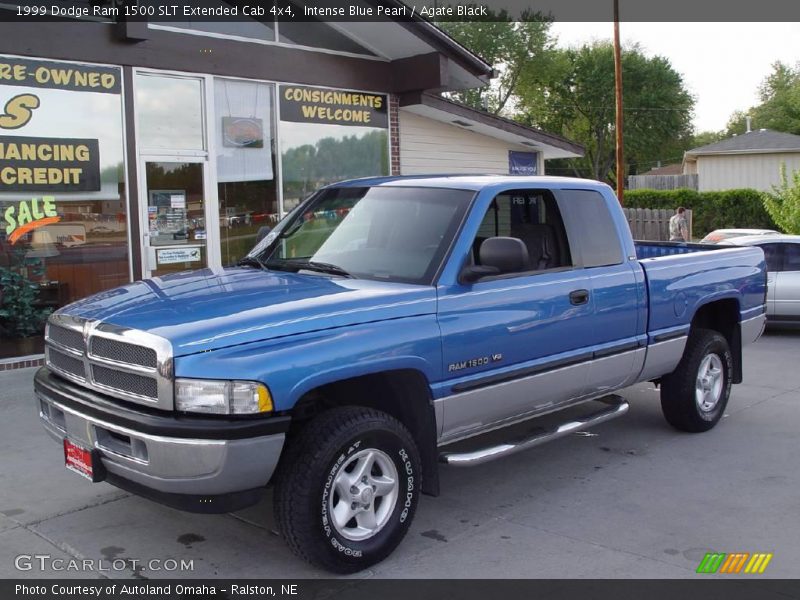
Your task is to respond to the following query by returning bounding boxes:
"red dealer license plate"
[63,438,103,482]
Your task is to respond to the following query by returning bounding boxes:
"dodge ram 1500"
[35,176,767,572]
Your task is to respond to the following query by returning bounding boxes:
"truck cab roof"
[328,174,613,193]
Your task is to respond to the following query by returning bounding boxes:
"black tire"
[273,406,421,573]
[661,328,733,432]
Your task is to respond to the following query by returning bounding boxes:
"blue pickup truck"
[35,176,766,572]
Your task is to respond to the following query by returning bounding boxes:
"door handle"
[569,289,590,305]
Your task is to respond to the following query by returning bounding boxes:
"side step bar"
[439,395,629,467]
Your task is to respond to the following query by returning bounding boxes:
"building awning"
[399,93,584,159]
[333,12,494,92]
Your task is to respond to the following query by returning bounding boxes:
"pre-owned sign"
[280,86,388,128]
[0,135,100,191]
[0,57,120,94]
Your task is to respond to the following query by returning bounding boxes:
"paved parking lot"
[1,329,798,579]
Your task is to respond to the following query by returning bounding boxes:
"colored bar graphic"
[744,553,774,574]
[698,552,773,574]
[719,553,749,573]
[697,553,726,574]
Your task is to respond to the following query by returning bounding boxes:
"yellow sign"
[3,195,61,245]
[280,85,388,128]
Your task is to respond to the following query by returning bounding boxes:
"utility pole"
[613,0,624,205]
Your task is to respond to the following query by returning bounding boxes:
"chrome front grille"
[47,324,86,353]
[45,314,173,410]
[90,337,157,369]
[46,347,86,381]
[92,364,159,398]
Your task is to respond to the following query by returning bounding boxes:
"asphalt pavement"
[1,328,798,579]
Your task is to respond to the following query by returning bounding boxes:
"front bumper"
[34,367,289,513]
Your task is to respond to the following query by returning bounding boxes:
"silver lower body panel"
[741,314,766,345]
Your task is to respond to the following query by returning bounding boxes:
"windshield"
[253,186,472,284]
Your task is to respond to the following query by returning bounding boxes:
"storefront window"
[0,56,127,358]
[136,74,205,151]
[279,85,389,212]
[214,78,277,266]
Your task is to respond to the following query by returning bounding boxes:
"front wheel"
[273,407,421,573]
[660,328,733,432]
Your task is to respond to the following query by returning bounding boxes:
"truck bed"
[634,240,734,259]
[634,241,767,335]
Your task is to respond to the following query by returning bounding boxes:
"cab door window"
[470,189,573,275]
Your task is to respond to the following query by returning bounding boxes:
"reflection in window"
[280,122,388,211]
[136,74,205,151]
[760,244,783,272]
[783,244,800,272]
[214,78,278,265]
[0,61,128,358]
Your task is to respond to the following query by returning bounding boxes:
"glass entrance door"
[141,159,210,277]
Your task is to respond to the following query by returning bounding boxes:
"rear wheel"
[273,406,420,573]
[660,328,732,432]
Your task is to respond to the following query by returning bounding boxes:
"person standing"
[669,207,689,242]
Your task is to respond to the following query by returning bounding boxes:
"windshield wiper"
[243,256,354,278]
[300,261,354,278]
[236,256,268,270]
[278,259,353,278]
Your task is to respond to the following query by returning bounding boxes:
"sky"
[550,22,800,133]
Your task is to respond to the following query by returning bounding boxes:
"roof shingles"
[686,129,800,155]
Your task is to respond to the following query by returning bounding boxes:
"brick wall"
[0,357,44,371]
[389,94,401,175]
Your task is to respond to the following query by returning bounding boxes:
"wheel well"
[289,370,440,496]
[690,299,743,383]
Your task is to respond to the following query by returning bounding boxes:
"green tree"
[690,130,726,148]
[518,42,694,183]
[435,9,554,114]
[762,163,800,233]
[726,62,800,135]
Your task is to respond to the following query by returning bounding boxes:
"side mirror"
[459,264,501,283]
[255,226,272,243]
[459,237,529,284]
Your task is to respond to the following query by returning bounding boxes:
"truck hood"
[59,267,437,356]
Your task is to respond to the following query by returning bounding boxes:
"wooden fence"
[628,174,698,190]
[623,207,693,241]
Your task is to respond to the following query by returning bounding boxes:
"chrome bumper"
[35,368,287,505]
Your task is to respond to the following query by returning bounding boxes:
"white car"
[701,228,779,244]
[724,234,800,322]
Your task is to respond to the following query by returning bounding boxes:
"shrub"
[762,164,800,234]
[624,188,778,237]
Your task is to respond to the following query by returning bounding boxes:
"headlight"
[174,379,273,415]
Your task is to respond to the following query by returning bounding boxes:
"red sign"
[63,438,94,481]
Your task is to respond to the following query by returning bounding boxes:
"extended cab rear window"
[558,189,624,268]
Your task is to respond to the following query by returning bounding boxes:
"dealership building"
[0,13,582,365]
